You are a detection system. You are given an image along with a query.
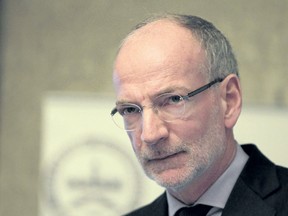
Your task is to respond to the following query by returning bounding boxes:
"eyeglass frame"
[110,77,224,130]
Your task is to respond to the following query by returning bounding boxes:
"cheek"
[180,102,213,133]
[178,123,205,143]
[176,108,222,143]
[178,112,211,138]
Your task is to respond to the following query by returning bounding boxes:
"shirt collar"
[167,144,249,216]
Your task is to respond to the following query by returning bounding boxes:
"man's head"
[119,14,239,81]
[112,14,242,201]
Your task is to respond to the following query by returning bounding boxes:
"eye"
[117,104,141,116]
[155,93,184,108]
[162,94,183,106]
[168,95,183,104]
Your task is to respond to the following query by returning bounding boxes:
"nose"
[140,108,169,145]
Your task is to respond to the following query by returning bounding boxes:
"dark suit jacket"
[124,144,288,216]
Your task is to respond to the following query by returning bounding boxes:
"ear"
[220,74,242,129]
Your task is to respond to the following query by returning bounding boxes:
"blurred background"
[0,1,288,216]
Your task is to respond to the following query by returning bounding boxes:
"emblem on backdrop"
[45,138,141,216]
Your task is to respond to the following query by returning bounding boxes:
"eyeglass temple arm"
[187,78,224,98]
[111,108,117,116]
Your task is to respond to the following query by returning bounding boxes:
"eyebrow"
[154,86,192,97]
[115,100,132,106]
[115,85,192,106]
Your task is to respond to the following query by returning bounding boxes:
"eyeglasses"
[111,78,224,131]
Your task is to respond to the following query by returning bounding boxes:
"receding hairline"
[116,15,211,79]
[119,14,204,49]
[116,13,239,80]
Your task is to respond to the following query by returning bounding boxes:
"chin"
[147,167,197,190]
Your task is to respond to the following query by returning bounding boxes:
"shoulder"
[265,160,288,215]
[241,144,288,185]
[123,192,168,216]
[241,144,288,214]
[241,144,288,177]
[274,164,288,197]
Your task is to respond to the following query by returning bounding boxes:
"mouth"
[147,151,185,162]
[143,151,187,174]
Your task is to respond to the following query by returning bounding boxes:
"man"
[111,14,288,216]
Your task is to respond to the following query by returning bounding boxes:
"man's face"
[113,20,227,190]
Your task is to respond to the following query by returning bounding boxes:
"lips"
[147,151,184,162]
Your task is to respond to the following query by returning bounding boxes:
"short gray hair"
[123,13,239,81]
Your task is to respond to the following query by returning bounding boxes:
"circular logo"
[45,138,141,216]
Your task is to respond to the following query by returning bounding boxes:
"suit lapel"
[152,192,168,216]
[141,192,168,216]
[222,178,275,216]
[222,145,279,216]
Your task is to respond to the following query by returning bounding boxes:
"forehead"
[113,20,206,98]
